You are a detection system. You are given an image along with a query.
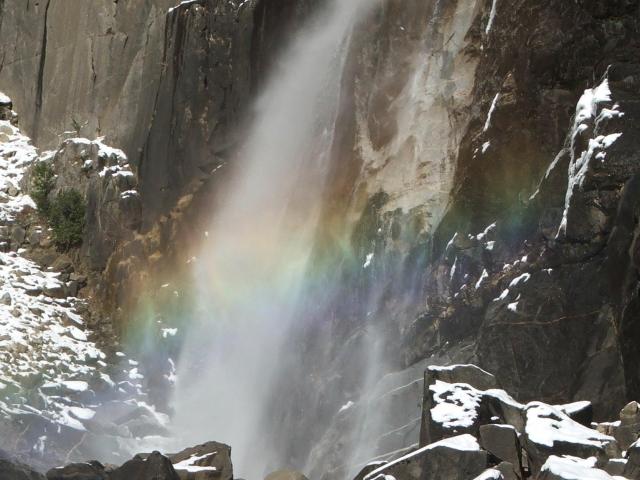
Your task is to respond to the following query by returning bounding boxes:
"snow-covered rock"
[538,455,617,480]
[27,136,142,271]
[524,402,619,473]
[168,441,233,480]
[473,468,505,480]
[421,376,524,445]
[364,434,487,480]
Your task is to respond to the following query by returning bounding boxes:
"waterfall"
[167,0,378,477]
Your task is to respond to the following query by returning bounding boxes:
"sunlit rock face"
[0,0,174,154]
[350,0,482,225]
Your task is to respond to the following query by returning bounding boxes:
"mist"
[166,0,379,477]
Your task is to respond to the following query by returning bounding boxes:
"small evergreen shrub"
[48,189,85,250]
[31,162,55,215]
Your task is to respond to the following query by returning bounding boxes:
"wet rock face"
[302,0,640,473]
[138,0,255,224]
[467,63,640,415]
[394,0,640,419]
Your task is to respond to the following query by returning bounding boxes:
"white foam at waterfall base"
[163,0,379,477]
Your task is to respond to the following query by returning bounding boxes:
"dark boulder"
[495,462,520,480]
[46,461,109,480]
[625,439,640,480]
[479,424,523,478]
[0,457,45,480]
[109,452,179,480]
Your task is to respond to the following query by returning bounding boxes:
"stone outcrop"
[168,441,233,480]
[22,137,141,272]
[43,441,231,480]
[345,364,640,480]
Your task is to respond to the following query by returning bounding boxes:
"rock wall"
[138,0,255,222]
[2,0,640,477]
[276,0,640,476]
[0,0,174,154]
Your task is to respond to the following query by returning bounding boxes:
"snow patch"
[339,401,355,413]
[484,94,500,132]
[173,453,218,473]
[541,455,614,480]
[525,402,614,449]
[485,0,498,34]
[558,78,622,237]
[475,269,489,289]
[509,273,530,288]
[363,253,374,269]
[474,469,503,480]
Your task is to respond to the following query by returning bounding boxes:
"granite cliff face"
[0,0,174,153]
[0,0,640,478]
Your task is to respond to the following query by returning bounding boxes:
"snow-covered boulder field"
[0,95,164,471]
[356,364,640,480]
[12,362,628,480]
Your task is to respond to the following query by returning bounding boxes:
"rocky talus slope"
[0,97,171,471]
[1,364,639,480]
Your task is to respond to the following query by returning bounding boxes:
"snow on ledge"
[168,0,200,13]
[473,469,503,480]
[525,402,614,449]
[540,455,615,480]
[173,452,218,473]
[364,435,479,480]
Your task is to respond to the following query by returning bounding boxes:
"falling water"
[167,0,378,477]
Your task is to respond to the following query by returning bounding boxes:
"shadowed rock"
[109,452,179,480]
